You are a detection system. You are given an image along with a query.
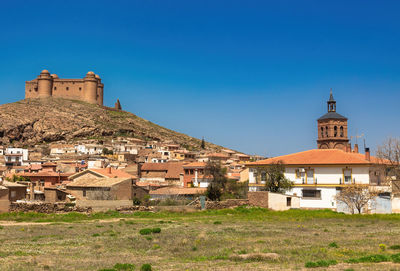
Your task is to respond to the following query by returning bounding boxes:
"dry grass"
[0,208,400,270]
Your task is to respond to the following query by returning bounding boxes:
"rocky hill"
[0,98,221,151]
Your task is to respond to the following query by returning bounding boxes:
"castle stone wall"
[25,70,104,106]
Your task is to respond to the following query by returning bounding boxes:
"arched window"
[325,126,328,137]
[340,126,344,137]
[320,127,324,138]
[334,126,337,137]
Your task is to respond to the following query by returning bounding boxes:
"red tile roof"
[141,162,184,179]
[248,149,386,166]
[183,162,206,168]
[91,168,135,179]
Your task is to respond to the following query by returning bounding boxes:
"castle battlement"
[25,70,104,106]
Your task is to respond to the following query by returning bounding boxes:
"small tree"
[201,137,206,149]
[335,184,378,214]
[377,137,400,181]
[256,162,293,193]
[205,161,228,201]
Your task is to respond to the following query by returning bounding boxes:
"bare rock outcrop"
[0,98,220,151]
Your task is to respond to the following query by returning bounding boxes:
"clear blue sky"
[1,0,399,156]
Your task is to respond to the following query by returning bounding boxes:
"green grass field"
[0,207,400,270]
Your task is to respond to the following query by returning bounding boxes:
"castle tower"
[95,74,104,106]
[83,71,98,104]
[37,70,53,98]
[317,89,349,150]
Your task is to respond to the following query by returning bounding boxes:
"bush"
[140,264,152,271]
[305,260,337,268]
[346,254,390,263]
[214,221,222,225]
[151,228,161,234]
[139,228,152,235]
[379,244,387,251]
[114,263,135,270]
[391,253,400,263]
[328,242,338,248]
[132,198,141,206]
[389,245,400,250]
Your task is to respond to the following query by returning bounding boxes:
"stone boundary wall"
[76,200,133,212]
[248,191,269,208]
[9,202,91,213]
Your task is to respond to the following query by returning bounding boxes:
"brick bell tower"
[317,89,349,150]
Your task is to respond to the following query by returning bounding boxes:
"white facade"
[5,148,29,166]
[249,165,372,210]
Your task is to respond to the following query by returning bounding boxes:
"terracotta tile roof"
[2,180,27,187]
[248,149,386,166]
[183,162,206,168]
[26,164,42,171]
[141,162,184,179]
[19,172,73,177]
[149,187,206,195]
[91,168,135,179]
[67,177,131,188]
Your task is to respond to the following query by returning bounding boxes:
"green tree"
[205,161,228,201]
[256,161,293,193]
[201,137,206,149]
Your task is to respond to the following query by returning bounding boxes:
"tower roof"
[328,88,335,101]
[318,111,348,121]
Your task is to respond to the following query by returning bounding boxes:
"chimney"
[345,143,351,153]
[365,148,370,161]
[354,144,359,153]
[107,166,112,174]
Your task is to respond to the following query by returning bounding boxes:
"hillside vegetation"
[0,98,220,150]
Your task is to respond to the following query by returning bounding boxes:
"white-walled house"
[5,148,29,166]
[247,148,390,212]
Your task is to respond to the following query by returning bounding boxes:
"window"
[340,126,344,137]
[320,127,324,138]
[66,87,69,90]
[334,126,337,137]
[261,171,266,183]
[11,191,16,198]
[190,169,194,175]
[306,169,314,184]
[79,87,82,91]
[286,197,292,206]
[54,87,57,90]
[325,126,328,137]
[83,190,86,197]
[184,169,189,174]
[343,169,352,184]
[302,189,321,199]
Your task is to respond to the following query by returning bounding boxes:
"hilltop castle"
[25,70,104,105]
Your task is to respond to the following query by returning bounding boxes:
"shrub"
[132,197,141,205]
[192,246,198,251]
[113,263,135,271]
[151,228,161,234]
[389,245,400,250]
[379,244,387,251]
[346,254,390,263]
[305,260,337,268]
[139,229,152,235]
[391,253,400,263]
[328,242,338,248]
[92,233,100,237]
[214,221,222,225]
[140,264,152,271]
